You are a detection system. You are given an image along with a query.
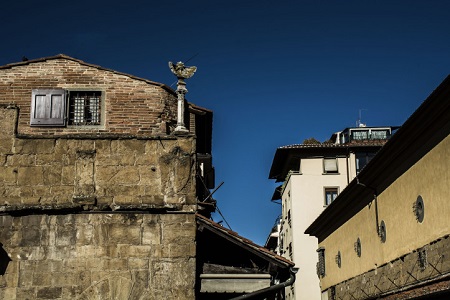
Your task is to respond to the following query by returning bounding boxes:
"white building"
[267,126,398,300]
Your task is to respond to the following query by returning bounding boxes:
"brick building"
[0,54,214,299]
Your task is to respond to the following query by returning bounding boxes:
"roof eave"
[305,75,450,242]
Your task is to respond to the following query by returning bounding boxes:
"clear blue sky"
[2,0,450,245]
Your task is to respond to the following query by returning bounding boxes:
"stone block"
[0,287,18,300]
[94,140,111,155]
[128,258,149,269]
[61,286,84,299]
[20,227,41,247]
[75,224,94,246]
[0,166,17,183]
[36,287,62,299]
[55,226,76,246]
[42,166,62,185]
[0,138,14,154]
[142,224,161,245]
[18,267,33,287]
[32,270,52,286]
[61,165,75,185]
[14,139,55,155]
[15,287,36,300]
[104,153,137,166]
[111,139,145,155]
[108,224,141,245]
[17,167,44,186]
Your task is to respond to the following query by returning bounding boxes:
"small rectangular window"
[323,158,338,174]
[324,188,338,205]
[68,91,102,125]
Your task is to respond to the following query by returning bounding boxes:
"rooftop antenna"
[357,109,367,127]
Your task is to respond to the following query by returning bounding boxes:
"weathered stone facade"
[330,235,450,299]
[0,106,196,211]
[0,55,209,299]
[0,213,195,299]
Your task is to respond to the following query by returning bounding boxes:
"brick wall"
[0,56,178,136]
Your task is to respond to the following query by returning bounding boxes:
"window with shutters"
[30,89,103,127]
[323,158,338,174]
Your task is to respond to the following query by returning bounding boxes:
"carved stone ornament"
[169,62,197,80]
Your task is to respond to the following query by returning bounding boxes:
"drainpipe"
[229,267,298,300]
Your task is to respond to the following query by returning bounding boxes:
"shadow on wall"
[0,243,11,275]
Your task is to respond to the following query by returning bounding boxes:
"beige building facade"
[269,128,395,300]
[306,75,450,299]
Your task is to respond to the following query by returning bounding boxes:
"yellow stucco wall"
[319,134,450,290]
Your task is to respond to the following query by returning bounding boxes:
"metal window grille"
[316,248,325,278]
[69,91,101,125]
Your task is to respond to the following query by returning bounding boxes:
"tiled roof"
[196,214,294,267]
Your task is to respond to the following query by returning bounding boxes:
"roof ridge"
[0,54,175,94]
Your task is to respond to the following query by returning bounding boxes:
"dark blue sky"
[2,0,450,245]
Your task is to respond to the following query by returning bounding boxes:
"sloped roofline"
[268,141,387,181]
[0,54,176,95]
[196,214,294,268]
[305,75,450,242]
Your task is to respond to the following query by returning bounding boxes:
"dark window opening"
[355,152,376,174]
[325,188,338,205]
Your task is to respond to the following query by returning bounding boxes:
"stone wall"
[0,54,202,299]
[0,213,196,299]
[326,235,450,299]
[0,106,196,212]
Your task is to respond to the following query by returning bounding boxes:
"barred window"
[316,247,325,278]
[69,91,101,125]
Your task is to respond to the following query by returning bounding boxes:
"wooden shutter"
[30,89,66,126]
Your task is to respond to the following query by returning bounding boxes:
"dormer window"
[351,130,368,140]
